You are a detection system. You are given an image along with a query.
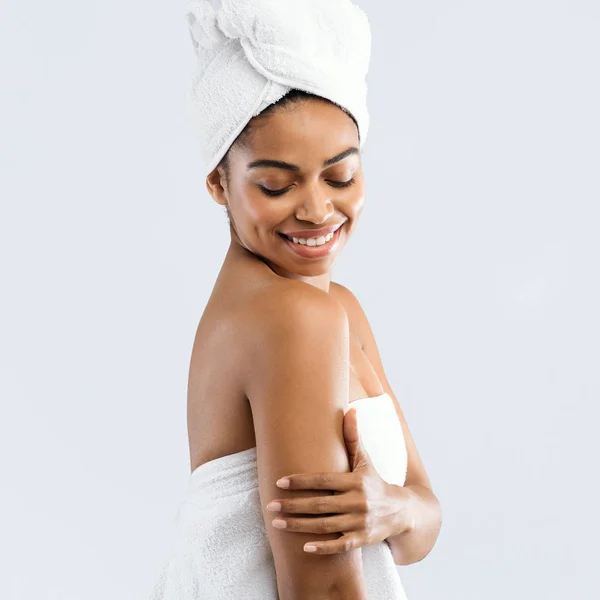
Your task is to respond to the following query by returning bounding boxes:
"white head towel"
[185,0,372,176]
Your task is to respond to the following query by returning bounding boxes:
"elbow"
[390,509,443,566]
[392,548,427,566]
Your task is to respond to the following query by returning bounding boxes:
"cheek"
[245,200,284,227]
[236,187,286,229]
[342,185,366,219]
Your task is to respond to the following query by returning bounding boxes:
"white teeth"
[288,231,335,247]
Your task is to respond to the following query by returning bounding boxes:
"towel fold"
[185,0,372,175]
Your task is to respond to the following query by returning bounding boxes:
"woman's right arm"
[244,284,369,600]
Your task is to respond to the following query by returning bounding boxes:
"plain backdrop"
[1,0,599,598]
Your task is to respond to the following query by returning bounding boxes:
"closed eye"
[328,178,356,189]
[259,178,356,197]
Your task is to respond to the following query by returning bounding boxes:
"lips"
[280,222,344,240]
[279,223,343,259]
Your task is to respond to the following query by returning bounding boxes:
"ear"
[205,166,229,207]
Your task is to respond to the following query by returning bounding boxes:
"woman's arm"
[331,282,443,565]
[244,283,369,600]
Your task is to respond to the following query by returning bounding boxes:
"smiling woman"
[205,92,366,279]
[148,1,441,599]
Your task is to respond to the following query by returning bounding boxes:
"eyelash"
[259,178,356,197]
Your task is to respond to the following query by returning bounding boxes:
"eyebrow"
[246,147,359,172]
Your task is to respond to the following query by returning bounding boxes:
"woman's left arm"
[265,283,443,565]
[341,283,443,565]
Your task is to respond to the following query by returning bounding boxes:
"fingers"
[303,533,366,555]
[270,513,365,536]
[276,471,357,492]
[267,490,366,514]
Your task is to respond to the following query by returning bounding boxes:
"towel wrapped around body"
[148,394,409,599]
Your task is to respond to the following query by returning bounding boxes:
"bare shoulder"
[243,278,351,406]
[261,278,345,319]
[329,280,362,311]
[240,279,351,399]
[241,279,349,356]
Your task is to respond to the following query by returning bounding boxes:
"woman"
[150,1,442,598]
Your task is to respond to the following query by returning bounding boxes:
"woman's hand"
[266,407,415,554]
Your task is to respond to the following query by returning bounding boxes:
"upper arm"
[245,286,368,600]
[331,282,433,492]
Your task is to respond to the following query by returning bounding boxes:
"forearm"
[385,484,443,566]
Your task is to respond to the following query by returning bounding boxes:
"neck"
[226,237,332,293]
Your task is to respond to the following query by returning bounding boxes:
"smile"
[278,225,343,259]
[282,231,334,246]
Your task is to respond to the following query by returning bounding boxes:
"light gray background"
[1,0,598,598]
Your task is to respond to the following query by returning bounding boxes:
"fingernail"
[266,502,281,512]
[272,518,287,529]
[276,478,290,488]
[304,544,318,552]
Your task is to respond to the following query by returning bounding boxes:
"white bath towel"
[148,393,409,599]
[185,0,372,176]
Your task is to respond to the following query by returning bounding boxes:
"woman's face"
[207,99,365,279]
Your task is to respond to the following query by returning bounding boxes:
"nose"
[294,183,334,224]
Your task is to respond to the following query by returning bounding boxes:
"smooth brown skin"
[189,99,433,599]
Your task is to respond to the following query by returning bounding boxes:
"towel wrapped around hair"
[185,0,372,175]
